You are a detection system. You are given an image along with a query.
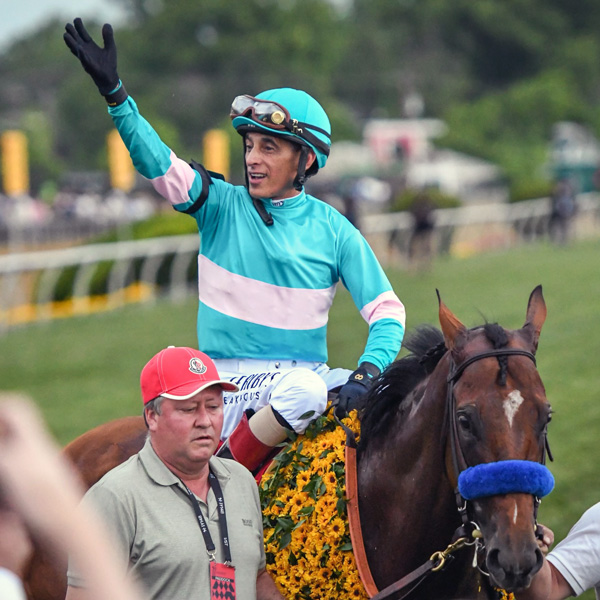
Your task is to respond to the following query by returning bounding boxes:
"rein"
[341,346,553,600]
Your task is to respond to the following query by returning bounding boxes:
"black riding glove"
[64,18,128,105]
[335,362,380,417]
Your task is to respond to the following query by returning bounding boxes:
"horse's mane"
[358,325,445,449]
[358,321,509,451]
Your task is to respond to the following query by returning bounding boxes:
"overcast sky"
[0,0,127,52]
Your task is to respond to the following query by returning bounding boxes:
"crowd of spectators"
[0,180,163,248]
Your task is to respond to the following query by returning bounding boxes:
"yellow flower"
[296,469,311,489]
[259,409,365,600]
[328,550,344,571]
[289,491,310,515]
[346,581,368,599]
[328,516,346,539]
[322,470,338,489]
[315,499,337,528]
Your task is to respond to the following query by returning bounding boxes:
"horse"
[349,284,552,599]
[23,286,552,600]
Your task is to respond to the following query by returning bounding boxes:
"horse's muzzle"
[485,543,544,592]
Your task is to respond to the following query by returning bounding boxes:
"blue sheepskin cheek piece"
[458,460,555,500]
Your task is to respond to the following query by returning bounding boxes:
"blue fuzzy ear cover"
[458,460,554,500]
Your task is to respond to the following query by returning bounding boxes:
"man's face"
[244,131,311,200]
[146,387,224,476]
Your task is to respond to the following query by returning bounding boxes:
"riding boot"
[216,406,288,473]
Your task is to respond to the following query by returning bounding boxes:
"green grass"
[2,237,600,596]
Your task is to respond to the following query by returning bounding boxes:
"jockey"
[64,18,406,473]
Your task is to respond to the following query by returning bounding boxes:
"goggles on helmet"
[231,95,290,129]
[230,94,330,157]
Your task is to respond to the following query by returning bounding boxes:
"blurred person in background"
[549,177,576,245]
[64,18,406,475]
[0,393,144,600]
[407,190,436,272]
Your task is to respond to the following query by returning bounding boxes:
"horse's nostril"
[485,548,501,573]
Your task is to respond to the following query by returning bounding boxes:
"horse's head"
[438,285,553,593]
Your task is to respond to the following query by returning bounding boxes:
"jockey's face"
[244,132,315,200]
[146,387,224,477]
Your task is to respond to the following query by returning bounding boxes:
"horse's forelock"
[482,322,510,385]
[482,322,509,348]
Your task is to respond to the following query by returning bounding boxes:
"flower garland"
[258,410,516,600]
[259,410,368,600]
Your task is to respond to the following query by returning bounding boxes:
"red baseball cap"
[140,347,239,405]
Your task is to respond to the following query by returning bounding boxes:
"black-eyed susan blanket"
[258,410,369,600]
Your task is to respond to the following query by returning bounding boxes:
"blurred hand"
[0,394,85,540]
[536,523,554,555]
[0,505,32,577]
[0,393,146,600]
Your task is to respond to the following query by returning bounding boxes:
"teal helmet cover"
[232,87,331,170]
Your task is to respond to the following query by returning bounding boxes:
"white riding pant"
[214,358,352,440]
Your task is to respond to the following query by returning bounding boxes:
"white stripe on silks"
[359,290,406,327]
[198,255,336,330]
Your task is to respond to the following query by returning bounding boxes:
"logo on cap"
[189,358,207,375]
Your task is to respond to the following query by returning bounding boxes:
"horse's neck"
[360,368,450,487]
[357,367,461,590]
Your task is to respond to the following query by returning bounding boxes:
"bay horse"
[23,286,552,600]
[353,284,552,599]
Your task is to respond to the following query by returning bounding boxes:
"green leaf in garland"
[336,497,347,516]
[275,516,295,534]
[302,474,323,498]
[298,505,315,517]
[298,410,316,421]
[279,530,292,550]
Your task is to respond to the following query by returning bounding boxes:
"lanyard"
[180,470,233,565]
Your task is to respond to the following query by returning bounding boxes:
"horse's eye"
[458,414,471,431]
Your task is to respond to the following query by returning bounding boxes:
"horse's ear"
[437,289,467,352]
[522,285,546,353]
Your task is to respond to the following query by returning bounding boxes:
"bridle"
[343,346,554,600]
[445,347,553,571]
[447,347,550,476]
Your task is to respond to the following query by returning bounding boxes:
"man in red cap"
[65,346,284,600]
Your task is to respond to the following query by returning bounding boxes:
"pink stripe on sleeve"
[151,151,197,205]
[359,291,406,327]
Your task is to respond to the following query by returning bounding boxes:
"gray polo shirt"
[67,439,265,600]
